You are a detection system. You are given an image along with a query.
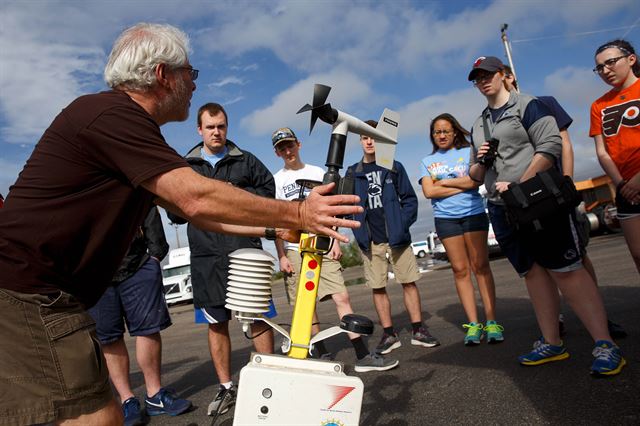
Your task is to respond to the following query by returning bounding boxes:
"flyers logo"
[601,99,640,136]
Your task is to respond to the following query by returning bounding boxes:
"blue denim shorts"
[87,257,171,344]
[487,202,582,276]
[434,213,490,239]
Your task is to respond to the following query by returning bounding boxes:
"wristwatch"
[265,227,277,241]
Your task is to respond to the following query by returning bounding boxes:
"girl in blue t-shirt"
[419,113,503,346]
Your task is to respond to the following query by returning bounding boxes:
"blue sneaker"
[591,340,626,376]
[122,397,146,426]
[463,322,483,346]
[145,388,192,417]
[484,320,504,344]
[519,338,569,366]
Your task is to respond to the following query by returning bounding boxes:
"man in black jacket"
[168,103,275,417]
[88,207,191,424]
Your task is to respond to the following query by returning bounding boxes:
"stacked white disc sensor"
[225,248,275,314]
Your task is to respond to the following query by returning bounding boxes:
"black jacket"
[167,140,275,307]
[113,207,169,283]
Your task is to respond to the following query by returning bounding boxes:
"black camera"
[478,138,499,168]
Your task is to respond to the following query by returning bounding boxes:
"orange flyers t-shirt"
[590,78,640,180]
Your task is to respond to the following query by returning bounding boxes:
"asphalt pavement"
[125,233,639,425]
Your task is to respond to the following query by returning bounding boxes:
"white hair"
[104,23,190,91]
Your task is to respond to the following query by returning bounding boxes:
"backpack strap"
[538,169,564,205]
[509,184,530,209]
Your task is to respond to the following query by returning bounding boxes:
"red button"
[305,281,315,291]
[308,260,318,269]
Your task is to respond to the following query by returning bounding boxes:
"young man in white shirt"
[272,127,398,372]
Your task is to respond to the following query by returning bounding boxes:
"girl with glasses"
[467,56,624,376]
[590,39,640,275]
[419,113,503,346]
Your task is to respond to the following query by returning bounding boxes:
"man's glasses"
[174,66,199,81]
[472,72,497,85]
[432,130,453,136]
[593,55,629,74]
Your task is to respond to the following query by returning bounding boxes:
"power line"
[512,23,639,43]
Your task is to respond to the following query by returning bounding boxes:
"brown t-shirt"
[0,90,188,306]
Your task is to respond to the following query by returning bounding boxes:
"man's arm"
[143,167,362,242]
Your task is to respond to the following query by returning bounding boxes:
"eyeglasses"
[472,72,497,85]
[174,66,199,81]
[593,55,629,74]
[432,130,453,136]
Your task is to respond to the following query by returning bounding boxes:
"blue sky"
[1,0,639,252]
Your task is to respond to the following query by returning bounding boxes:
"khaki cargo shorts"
[0,288,112,425]
[361,242,421,289]
[283,250,346,305]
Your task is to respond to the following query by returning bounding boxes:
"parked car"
[411,241,429,258]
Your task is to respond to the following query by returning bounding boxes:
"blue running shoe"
[484,320,504,344]
[519,338,569,366]
[591,340,626,376]
[463,322,483,346]
[145,388,192,417]
[122,397,146,426]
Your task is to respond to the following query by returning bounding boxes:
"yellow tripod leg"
[288,241,323,359]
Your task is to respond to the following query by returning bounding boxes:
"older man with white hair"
[0,23,362,425]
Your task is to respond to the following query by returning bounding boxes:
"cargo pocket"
[42,302,108,398]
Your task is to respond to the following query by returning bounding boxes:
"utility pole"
[501,23,519,92]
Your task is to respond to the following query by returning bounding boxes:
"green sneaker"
[463,322,483,346]
[484,320,504,344]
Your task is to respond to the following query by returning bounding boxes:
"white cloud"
[230,63,259,72]
[543,66,606,109]
[209,76,247,88]
[224,96,245,106]
[396,87,486,138]
[240,69,373,136]
[0,4,106,144]
[195,0,637,77]
[0,0,225,145]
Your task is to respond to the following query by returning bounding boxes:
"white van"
[162,247,193,305]
[411,241,429,258]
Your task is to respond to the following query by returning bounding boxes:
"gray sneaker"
[375,333,402,355]
[207,384,237,416]
[411,327,440,347]
[354,353,400,373]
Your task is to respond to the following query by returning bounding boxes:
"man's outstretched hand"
[298,182,362,242]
